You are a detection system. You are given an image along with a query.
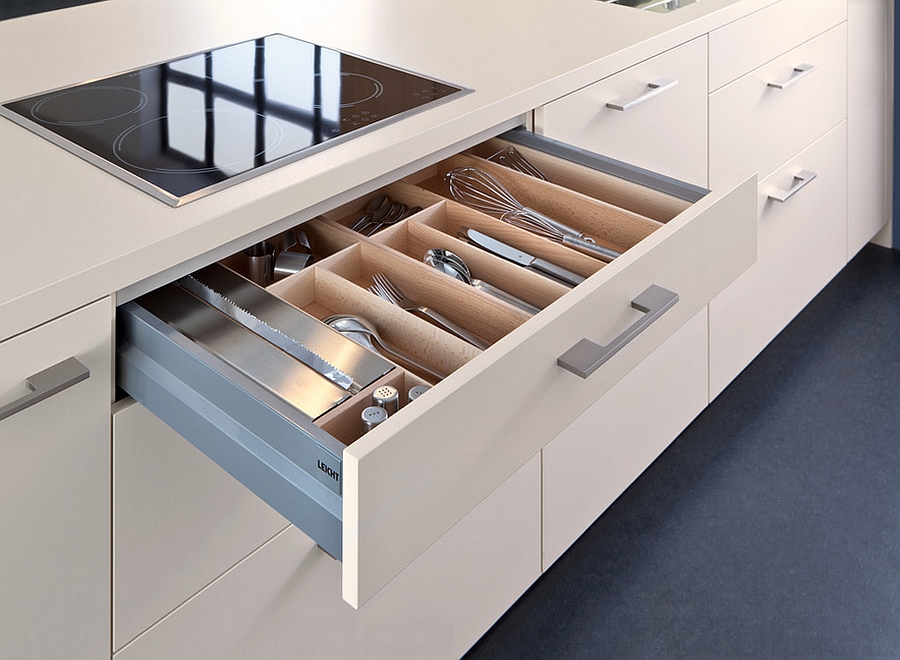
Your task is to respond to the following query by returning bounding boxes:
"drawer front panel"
[536,37,708,188]
[710,24,847,190]
[118,302,345,558]
[343,173,756,607]
[709,122,847,398]
[542,307,708,569]
[709,0,847,91]
[116,133,757,610]
[113,400,289,651]
[0,299,111,660]
[112,455,541,660]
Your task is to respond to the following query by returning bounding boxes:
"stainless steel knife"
[459,227,585,287]
[177,263,393,394]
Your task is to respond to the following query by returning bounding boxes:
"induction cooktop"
[1,34,469,206]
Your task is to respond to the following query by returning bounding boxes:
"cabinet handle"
[606,78,678,112]
[767,169,817,203]
[0,357,90,422]
[767,63,816,90]
[557,285,679,378]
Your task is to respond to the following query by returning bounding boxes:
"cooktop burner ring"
[315,72,384,108]
[112,107,286,175]
[30,85,148,126]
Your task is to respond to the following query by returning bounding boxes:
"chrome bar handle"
[557,285,679,378]
[0,357,90,422]
[767,63,816,90]
[606,78,678,112]
[767,169,817,203]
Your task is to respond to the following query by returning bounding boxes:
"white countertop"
[0,0,773,341]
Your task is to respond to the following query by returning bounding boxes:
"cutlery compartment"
[267,248,481,381]
[306,240,526,347]
[116,127,758,609]
[408,152,662,258]
[369,204,569,313]
[468,134,698,222]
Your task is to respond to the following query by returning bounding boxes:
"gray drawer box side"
[117,302,344,559]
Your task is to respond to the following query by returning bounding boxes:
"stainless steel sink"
[598,0,699,12]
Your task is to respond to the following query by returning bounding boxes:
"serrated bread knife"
[176,263,392,395]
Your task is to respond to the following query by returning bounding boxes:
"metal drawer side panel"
[117,301,343,559]
[500,127,709,203]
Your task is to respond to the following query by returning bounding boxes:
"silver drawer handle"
[0,357,90,422]
[767,169,817,203]
[606,78,678,112]
[557,285,679,378]
[767,63,816,90]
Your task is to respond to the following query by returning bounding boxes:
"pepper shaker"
[361,406,388,433]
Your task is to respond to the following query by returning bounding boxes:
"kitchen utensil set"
[369,272,491,350]
[486,145,550,181]
[351,194,422,236]
[324,314,445,383]
[423,248,541,315]
[444,166,621,261]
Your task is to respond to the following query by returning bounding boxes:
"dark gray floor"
[465,244,900,660]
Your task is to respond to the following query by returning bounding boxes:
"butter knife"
[459,227,585,288]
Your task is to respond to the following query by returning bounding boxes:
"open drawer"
[117,128,757,608]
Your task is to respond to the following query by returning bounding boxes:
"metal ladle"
[323,314,444,383]
[424,249,541,316]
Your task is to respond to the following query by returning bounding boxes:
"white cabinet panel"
[710,123,847,399]
[709,0,847,91]
[542,307,708,569]
[536,37,709,188]
[113,454,541,660]
[710,24,847,190]
[113,400,290,650]
[847,0,890,256]
[0,298,111,660]
[343,168,754,608]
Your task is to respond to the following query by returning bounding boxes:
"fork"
[368,273,490,350]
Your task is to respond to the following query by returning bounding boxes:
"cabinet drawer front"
[536,37,708,188]
[709,0,847,91]
[343,171,756,607]
[112,456,541,660]
[710,24,847,190]
[112,400,289,650]
[542,307,708,569]
[709,122,847,398]
[0,298,111,660]
[117,133,757,610]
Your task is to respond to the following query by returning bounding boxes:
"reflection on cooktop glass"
[0,34,468,206]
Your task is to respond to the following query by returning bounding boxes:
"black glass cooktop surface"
[1,34,468,206]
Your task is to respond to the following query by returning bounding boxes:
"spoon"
[324,314,445,382]
[424,249,541,316]
[351,194,394,232]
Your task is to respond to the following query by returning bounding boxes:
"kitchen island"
[0,0,888,657]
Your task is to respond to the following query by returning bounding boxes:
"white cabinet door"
[710,123,847,398]
[536,37,709,188]
[0,298,111,660]
[542,307,708,569]
[113,454,541,660]
[113,400,290,651]
[709,24,847,191]
[708,0,847,91]
[847,0,891,255]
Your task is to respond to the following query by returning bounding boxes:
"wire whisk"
[444,166,620,261]
[487,145,550,181]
